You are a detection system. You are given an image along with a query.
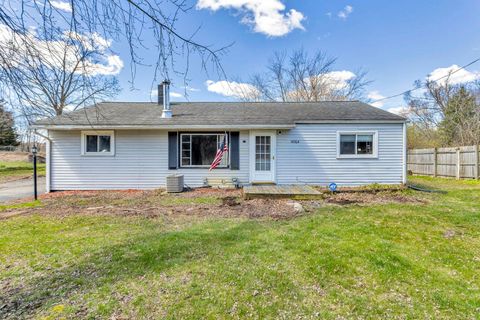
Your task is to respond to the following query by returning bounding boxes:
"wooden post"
[456,148,461,180]
[474,145,479,180]
[433,148,437,177]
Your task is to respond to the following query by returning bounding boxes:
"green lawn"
[1,177,480,319]
[0,161,46,182]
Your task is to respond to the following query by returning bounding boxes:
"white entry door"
[250,131,276,183]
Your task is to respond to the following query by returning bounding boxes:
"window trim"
[81,130,115,156]
[179,133,230,168]
[336,131,378,159]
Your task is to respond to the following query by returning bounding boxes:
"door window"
[255,136,271,171]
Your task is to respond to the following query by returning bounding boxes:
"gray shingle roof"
[34,101,405,128]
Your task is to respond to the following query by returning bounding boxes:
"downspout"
[33,129,51,193]
[33,129,50,141]
[402,122,407,184]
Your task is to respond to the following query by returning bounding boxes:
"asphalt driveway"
[0,177,46,202]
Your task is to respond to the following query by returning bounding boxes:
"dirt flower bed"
[3,187,427,221]
[20,188,305,220]
[321,190,427,206]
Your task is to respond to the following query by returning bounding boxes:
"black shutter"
[168,132,178,169]
[230,132,240,170]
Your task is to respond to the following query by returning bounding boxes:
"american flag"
[209,134,228,171]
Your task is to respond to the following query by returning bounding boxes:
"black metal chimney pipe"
[157,83,164,105]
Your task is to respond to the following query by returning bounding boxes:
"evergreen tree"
[0,101,18,146]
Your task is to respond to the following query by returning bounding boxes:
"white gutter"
[31,124,297,130]
[31,120,407,130]
[295,120,407,124]
[33,129,51,141]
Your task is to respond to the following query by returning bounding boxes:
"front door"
[250,131,276,183]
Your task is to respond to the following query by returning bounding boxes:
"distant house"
[33,81,407,191]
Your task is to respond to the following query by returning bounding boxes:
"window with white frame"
[338,132,377,157]
[180,133,229,167]
[81,131,114,155]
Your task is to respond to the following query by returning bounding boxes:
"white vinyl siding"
[276,123,404,186]
[49,130,249,190]
[48,123,405,190]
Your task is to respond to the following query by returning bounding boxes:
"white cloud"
[50,0,72,12]
[196,0,305,37]
[0,24,123,76]
[63,104,77,112]
[66,31,112,52]
[338,5,353,19]
[292,70,357,99]
[323,70,356,90]
[82,55,123,76]
[367,90,385,108]
[206,80,259,98]
[170,91,183,98]
[427,65,480,86]
[387,106,410,116]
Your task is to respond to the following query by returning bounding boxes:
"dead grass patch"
[0,151,29,162]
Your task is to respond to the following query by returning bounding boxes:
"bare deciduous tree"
[404,72,480,147]
[404,79,453,128]
[0,0,228,86]
[248,49,370,102]
[0,25,120,121]
[0,0,230,129]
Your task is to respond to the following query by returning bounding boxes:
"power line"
[372,57,480,104]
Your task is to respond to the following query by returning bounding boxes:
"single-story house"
[33,81,407,192]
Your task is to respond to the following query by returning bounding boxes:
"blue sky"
[110,0,480,114]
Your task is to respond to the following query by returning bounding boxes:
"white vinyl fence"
[408,145,480,179]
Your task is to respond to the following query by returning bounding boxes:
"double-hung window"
[180,133,229,168]
[81,131,114,156]
[337,131,377,158]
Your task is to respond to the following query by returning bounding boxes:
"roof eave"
[32,119,407,130]
[31,124,297,130]
[294,119,407,124]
